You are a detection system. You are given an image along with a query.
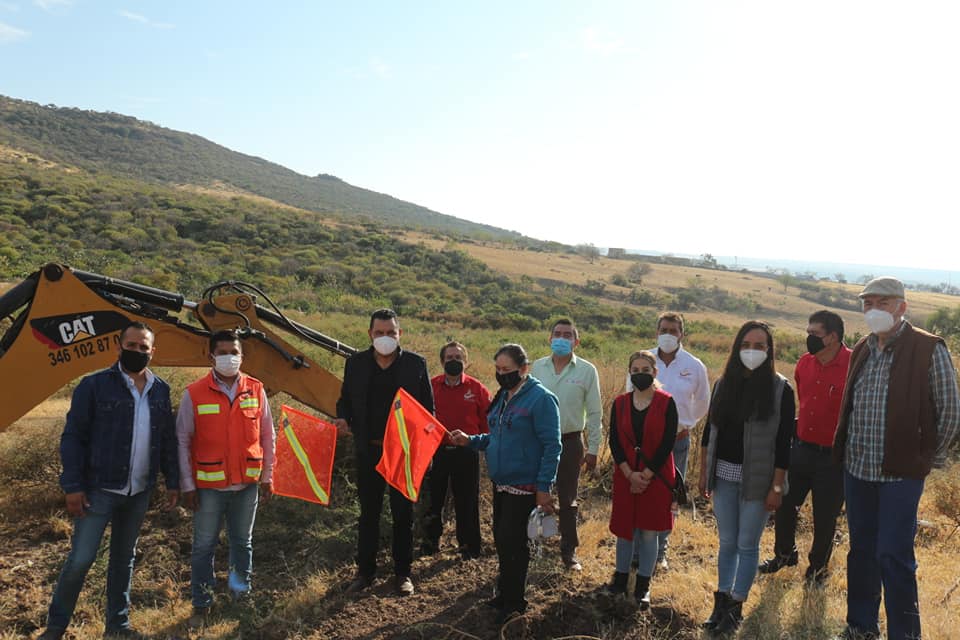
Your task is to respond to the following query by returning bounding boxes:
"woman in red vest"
[608,350,678,609]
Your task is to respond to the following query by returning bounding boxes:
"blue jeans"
[656,435,690,558]
[616,529,660,576]
[47,488,152,631]
[191,484,259,608]
[844,471,924,640]
[712,477,768,600]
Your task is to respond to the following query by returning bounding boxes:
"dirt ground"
[0,445,711,640]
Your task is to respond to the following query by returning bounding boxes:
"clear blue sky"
[2,1,958,272]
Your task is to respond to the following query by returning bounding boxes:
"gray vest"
[705,373,787,501]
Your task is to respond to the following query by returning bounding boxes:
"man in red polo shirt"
[422,341,492,559]
[760,310,851,584]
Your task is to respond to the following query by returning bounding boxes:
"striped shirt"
[846,322,960,481]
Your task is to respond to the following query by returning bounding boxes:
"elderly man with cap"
[832,276,960,640]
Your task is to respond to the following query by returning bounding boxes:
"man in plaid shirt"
[833,277,960,640]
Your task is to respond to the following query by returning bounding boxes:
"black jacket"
[336,347,434,452]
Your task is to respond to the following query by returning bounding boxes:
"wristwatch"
[772,484,783,494]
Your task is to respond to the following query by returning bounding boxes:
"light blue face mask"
[550,337,573,357]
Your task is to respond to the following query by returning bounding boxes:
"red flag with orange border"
[273,405,337,505]
[376,388,446,501]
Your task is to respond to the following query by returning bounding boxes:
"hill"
[0,145,653,339]
[0,95,522,242]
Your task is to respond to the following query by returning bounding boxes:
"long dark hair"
[710,320,777,425]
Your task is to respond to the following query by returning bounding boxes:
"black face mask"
[119,348,150,374]
[443,359,464,376]
[806,334,826,355]
[630,372,654,391]
[495,370,523,390]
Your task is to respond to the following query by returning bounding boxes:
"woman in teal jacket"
[449,343,561,625]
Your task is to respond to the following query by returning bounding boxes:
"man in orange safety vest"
[176,329,276,628]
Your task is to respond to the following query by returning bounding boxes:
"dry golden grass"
[0,144,78,173]
[406,233,959,334]
[2,399,960,639]
[173,180,335,220]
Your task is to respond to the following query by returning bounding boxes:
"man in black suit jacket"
[334,308,434,596]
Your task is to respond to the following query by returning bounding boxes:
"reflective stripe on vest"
[188,372,266,488]
[196,469,226,482]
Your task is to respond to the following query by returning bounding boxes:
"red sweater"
[431,373,492,441]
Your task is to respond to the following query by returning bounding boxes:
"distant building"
[607,247,627,259]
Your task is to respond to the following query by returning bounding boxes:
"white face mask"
[864,309,896,334]
[214,354,242,377]
[373,335,398,355]
[657,333,679,354]
[739,349,767,371]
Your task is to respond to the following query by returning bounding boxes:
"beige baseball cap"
[858,276,905,299]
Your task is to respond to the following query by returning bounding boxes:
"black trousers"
[774,440,845,573]
[355,445,414,578]
[424,446,482,553]
[493,489,536,614]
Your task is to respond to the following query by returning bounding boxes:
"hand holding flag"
[447,430,470,446]
[376,388,447,501]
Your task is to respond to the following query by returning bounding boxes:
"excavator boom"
[0,264,356,431]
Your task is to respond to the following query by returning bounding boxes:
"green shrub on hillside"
[0,161,653,333]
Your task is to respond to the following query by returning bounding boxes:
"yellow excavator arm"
[0,263,356,431]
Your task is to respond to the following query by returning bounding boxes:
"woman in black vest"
[697,320,794,635]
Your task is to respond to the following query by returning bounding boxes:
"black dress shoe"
[758,550,798,574]
[345,573,375,593]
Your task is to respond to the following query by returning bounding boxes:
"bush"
[0,420,62,486]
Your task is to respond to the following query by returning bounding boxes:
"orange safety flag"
[376,388,446,502]
[273,405,337,505]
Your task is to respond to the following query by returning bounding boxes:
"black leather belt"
[561,431,583,441]
[797,439,831,453]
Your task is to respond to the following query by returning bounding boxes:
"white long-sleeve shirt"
[105,367,155,496]
[652,346,710,429]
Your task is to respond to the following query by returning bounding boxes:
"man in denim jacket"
[39,321,179,640]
